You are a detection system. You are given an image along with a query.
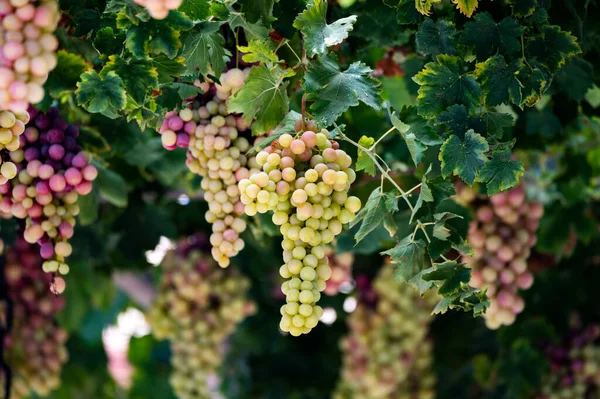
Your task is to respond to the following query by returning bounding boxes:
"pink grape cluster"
[146,234,255,399]
[0,237,68,399]
[459,185,544,329]
[324,248,354,296]
[538,322,600,399]
[0,107,97,293]
[238,121,362,336]
[132,0,182,19]
[0,109,28,182]
[158,69,257,268]
[0,0,59,113]
[334,263,437,399]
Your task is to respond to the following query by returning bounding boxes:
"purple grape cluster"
[1,236,68,399]
[0,107,97,293]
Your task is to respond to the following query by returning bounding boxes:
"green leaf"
[453,0,478,17]
[102,56,159,106]
[76,71,127,119]
[228,11,270,39]
[413,55,481,119]
[350,188,387,243]
[390,111,425,166]
[422,261,471,295]
[355,136,376,176]
[124,11,193,58]
[293,0,357,57]
[178,0,210,20]
[45,51,90,97]
[515,62,549,107]
[77,187,99,226]
[554,57,594,102]
[398,106,442,145]
[460,13,522,61]
[432,212,462,241]
[506,0,536,18]
[150,55,187,84]
[382,236,428,282]
[479,150,524,195]
[93,162,129,207]
[238,38,280,65]
[410,175,433,224]
[303,54,381,126]
[396,0,421,24]
[181,21,231,77]
[415,0,441,16]
[249,111,301,152]
[228,65,291,134]
[93,27,125,57]
[431,286,488,316]
[527,25,581,73]
[439,129,489,186]
[415,18,457,58]
[236,0,274,23]
[475,55,522,107]
[168,82,203,99]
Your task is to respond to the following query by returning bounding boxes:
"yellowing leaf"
[453,0,478,18]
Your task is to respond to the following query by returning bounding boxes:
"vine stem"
[370,127,395,150]
[285,41,302,65]
[333,122,415,212]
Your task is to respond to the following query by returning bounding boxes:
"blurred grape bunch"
[324,248,354,296]
[456,184,543,329]
[0,236,68,399]
[334,262,437,399]
[538,319,600,399]
[146,233,255,399]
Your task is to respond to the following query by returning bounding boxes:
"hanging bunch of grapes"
[456,184,544,329]
[0,0,59,113]
[0,109,28,182]
[132,0,182,20]
[323,248,354,296]
[538,319,600,399]
[158,68,259,268]
[0,236,68,399]
[334,262,437,399]
[0,107,97,293]
[146,233,255,398]
[238,121,362,336]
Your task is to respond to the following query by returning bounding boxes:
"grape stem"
[370,127,395,150]
[333,122,415,212]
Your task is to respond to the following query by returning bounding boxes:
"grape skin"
[0,109,28,182]
[146,235,255,399]
[0,237,68,399]
[458,185,543,329]
[239,122,362,336]
[334,264,437,399]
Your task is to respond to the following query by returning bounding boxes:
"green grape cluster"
[1,237,68,399]
[146,235,255,399]
[334,263,437,399]
[238,121,361,336]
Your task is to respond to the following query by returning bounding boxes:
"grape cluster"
[0,0,59,113]
[146,234,255,399]
[0,109,28,182]
[334,263,437,399]
[158,69,257,268]
[0,236,68,399]
[0,107,97,293]
[324,248,354,296]
[238,121,361,336]
[538,322,600,399]
[458,185,544,329]
[132,0,182,19]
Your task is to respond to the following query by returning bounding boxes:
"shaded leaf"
[46,51,90,97]
[415,18,457,58]
[479,150,524,195]
[439,130,489,185]
[350,188,387,243]
[475,55,523,107]
[460,13,522,60]
[382,236,428,282]
[527,25,581,73]
[422,261,471,295]
[181,21,231,77]
[76,71,126,119]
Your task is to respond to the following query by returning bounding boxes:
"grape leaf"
[228,10,270,39]
[432,212,461,241]
[350,188,396,243]
[228,65,292,134]
[293,0,357,57]
[422,261,471,295]
[554,57,594,102]
[77,187,99,225]
[516,62,549,107]
[93,27,125,58]
[178,0,210,20]
[396,0,421,24]
[102,56,159,106]
[506,0,536,18]
[398,106,442,145]
[45,51,91,97]
[436,105,513,138]
[123,12,193,58]
[249,111,301,152]
[149,55,187,84]
[527,25,581,73]
[238,38,280,65]
[439,130,489,185]
[453,0,478,17]
[391,112,424,166]
[479,150,524,195]
[382,236,428,282]
[180,21,231,78]
[355,136,376,176]
[475,55,523,107]
[432,286,488,316]
[93,162,129,207]
[412,55,481,119]
[415,18,457,58]
[236,0,274,24]
[410,175,433,224]
[460,13,522,60]
[303,54,381,126]
[415,0,441,16]
[76,71,127,119]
